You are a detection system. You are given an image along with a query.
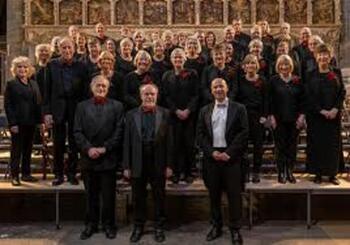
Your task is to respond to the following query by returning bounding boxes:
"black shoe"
[130,226,143,243]
[68,176,79,185]
[286,171,296,184]
[185,175,194,184]
[171,175,179,184]
[11,177,21,186]
[21,175,38,182]
[329,176,340,185]
[278,172,286,184]
[206,226,222,241]
[80,226,98,240]
[52,177,64,186]
[179,173,186,182]
[252,173,260,183]
[313,175,322,184]
[105,227,117,239]
[154,229,165,243]
[230,229,243,245]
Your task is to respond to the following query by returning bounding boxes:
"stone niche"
[23,0,342,54]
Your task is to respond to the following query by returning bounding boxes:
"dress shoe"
[329,176,340,185]
[252,173,260,183]
[185,175,194,184]
[154,228,165,243]
[52,177,64,186]
[230,229,243,245]
[130,226,143,243]
[80,226,98,240]
[11,177,21,186]
[179,173,186,182]
[278,172,286,184]
[206,226,222,241]
[286,171,296,184]
[68,176,79,185]
[21,175,38,182]
[171,175,179,184]
[105,227,117,239]
[313,175,322,184]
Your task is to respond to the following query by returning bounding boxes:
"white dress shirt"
[212,98,229,148]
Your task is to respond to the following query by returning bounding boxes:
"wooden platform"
[2,174,350,230]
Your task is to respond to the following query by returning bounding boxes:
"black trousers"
[247,111,264,173]
[82,170,116,229]
[172,117,195,176]
[53,118,78,178]
[10,125,35,177]
[274,121,298,170]
[132,144,166,228]
[206,154,242,230]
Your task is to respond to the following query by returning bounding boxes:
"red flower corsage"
[142,74,153,84]
[252,78,262,89]
[259,60,267,70]
[327,71,337,81]
[292,76,300,85]
[179,70,190,79]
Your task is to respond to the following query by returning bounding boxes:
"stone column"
[340,0,350,67]
[138,0,144,25]
[168,0,173,25]
[82,0,88,26]
[279,0,284,24]
[223,0,228,25]
[54,0,61,26]
[24,0,31,26]
[195,0,201,25]
[307,0,312,25]
[334,0,341,25]
[110,0,116,25]
[251,0,256,24]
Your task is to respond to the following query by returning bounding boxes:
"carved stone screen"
[313,0,335,24]
[115,0,139,25]
[173,0,195,25]
[59,0,82,25]
[87,0,111,25]
[200,0,224,25]
[284,0,307,24]
[229,0,251,24]
[256,0,279,24]
[30,0,54,25]
[144,0,167,25]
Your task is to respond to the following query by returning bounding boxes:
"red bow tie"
[142,106,156,114]
[93,96,107,105]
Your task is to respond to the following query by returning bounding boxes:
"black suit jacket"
[197,100,249,163]
[42,58,88,123]
[123,106,173,178]
[74,98,124,171]
[4,78,42,126]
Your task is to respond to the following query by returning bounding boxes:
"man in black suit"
[74,75,124,240]
[43,36,88,186]
[197,78,248,245]
[123,83,173,243]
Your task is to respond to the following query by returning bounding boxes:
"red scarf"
[93,96,107,105]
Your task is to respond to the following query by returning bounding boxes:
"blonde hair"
[120,37,134,49]
[35,43,52,60]
[248,39,263,51]
[10,56,35,78]
[133,30,145,42]
[257,20,271,34]
[134,50,152,70]
[275,54,294,74]
[242,54,260,70]
[98,51,115,69]
[170,48,187,61]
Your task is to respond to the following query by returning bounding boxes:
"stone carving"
[31,0,54,25]
[200,0,224,24]
[228,0,251,24]
[173,0,195,25]
[256,0,279,24]
[144,0,167,25]
[284,0,307,24]
[59,0,82,25]
[87,0,111,25]
[313,0,334,24]
[115,0,139,24]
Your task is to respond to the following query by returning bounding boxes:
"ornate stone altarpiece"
[23,0,342,56]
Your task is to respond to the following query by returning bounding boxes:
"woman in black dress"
[249,39,271,81]
[269,54,305,184]
[5,56,42,186]
[162,48,199,184]
[115,38,135,78]
[184,36,206,78]
[151,39,172,86]
[305,44,345,185]
[124,50,157,111]
[237,54,268,183]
